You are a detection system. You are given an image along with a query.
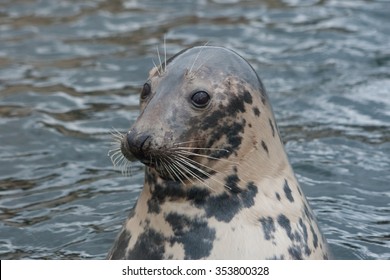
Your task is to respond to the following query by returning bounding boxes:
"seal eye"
[140,83,151,100]
[191,91,210,108]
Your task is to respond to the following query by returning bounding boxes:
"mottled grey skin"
[107,46,331,259]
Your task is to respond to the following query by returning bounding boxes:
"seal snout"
[122,130,152,164]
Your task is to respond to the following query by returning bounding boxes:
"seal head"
[108,46,331,260]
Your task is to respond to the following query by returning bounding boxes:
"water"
[0,0,389,260]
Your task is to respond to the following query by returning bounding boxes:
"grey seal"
[107,46,331,260]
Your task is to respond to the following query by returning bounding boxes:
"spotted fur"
[107,46,331,260]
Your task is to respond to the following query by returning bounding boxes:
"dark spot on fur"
[277,214,293,241]
[297,186,302,196]
[248,123,252,128]
[204,182,257,222]
[147,199,161,214]
[259,216,276,240]
[288,246,303,260]
[186,187,210,206]
[242,182,258,208]
[299,219,308,243]
[261,140,269,155]
[275,192,281,201]
[299,218,311,256]
[303,204,314,221]
[283,180,294,202]
[165,213,215,260]
[205,192,234,222]
[323,253,329,260]
[128,228,165,259]
[108,229,132,259]
[253,107,260,117]
[208,120,245,158]
[293,230,302,242]
[243,90,253,104]
[225,174,242,193]
[267,254,285,260]
[151,181,186,202]
[196,93,248,158]
[269,119,275,137]
[310,224,319,249]
[261,95,266,105]
[146,170,157,185]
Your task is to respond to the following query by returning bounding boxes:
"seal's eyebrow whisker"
[156,45,164,75]
[152,59,161,76]
[188,42,209,77]
[163,35,167,73]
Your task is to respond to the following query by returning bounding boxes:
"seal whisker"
[174,153,249,190]
[158,158,172,179]
[163,35,167,73]
[193,49,211,77]
[114,154,132,177]
[167,156,200,187]
[172,146,230,152]
[152,59,161,76]
[109,128,125,143]
[119,156,131,176]
[172,140,202,146]
[122,161,133,177]
[173,149,237,165]
[107,128,135,176]
[109,149,123,165]
[163,157,186,185]
[173,152,230,177]
[171,154,230,191]
[188,41,209,77]
[156,45,163,75]
[169,157,214,191]
[177,149,256,172]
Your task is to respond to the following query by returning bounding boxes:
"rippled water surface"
[1,0,389,259]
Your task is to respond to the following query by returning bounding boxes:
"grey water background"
[0,0,389,260]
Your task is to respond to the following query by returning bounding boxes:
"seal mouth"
[124,141,214,182]
[109,130,230,183]
[140,159,158,170]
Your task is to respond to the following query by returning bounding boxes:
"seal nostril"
[126,131,151,160]
[139,134,150,150]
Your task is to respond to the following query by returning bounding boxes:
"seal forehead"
[165,46,264,91]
